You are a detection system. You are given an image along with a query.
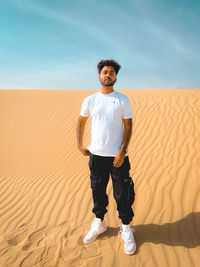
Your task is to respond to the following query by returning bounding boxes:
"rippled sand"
[0,89,199,267]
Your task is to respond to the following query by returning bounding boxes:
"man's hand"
[78,145,90,156]
[113,150,126,168]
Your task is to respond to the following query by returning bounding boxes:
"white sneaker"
[119,224,136,255]
[83,218,107,244]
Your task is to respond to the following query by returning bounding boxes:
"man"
[76,59,136,255]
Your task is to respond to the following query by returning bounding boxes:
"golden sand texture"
[0,89,200,267]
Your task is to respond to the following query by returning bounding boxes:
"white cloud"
[13,0,117,49]
[146,21,194,57]
[0,61,196,90]
[0,60,99,89]
[6,0,199,89]
[132,0,196,58]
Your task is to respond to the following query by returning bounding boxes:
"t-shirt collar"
[99,90,116,97]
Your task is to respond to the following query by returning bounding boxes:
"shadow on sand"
[99,212,200,253]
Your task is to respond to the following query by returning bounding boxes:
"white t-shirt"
[80,90,133,157]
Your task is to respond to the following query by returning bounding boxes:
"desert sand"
[0,89,200,267]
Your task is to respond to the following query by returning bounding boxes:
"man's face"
[99,66,117,87]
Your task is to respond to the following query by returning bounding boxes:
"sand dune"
[0,89,200,267]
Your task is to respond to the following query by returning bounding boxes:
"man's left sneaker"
[119,224,136,255]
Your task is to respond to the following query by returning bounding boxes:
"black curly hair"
[97,59,121,75]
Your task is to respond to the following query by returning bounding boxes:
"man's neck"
[101,86,114,94]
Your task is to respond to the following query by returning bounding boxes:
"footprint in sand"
[22,241,35,251]
[6,232,27,246]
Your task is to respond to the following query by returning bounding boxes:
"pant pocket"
[88,154,94,170]
[127,177,135,205]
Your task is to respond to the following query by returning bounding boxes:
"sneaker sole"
[83,226,107,244]
[124,245,136,255]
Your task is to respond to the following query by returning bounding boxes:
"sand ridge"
[0,89,200,266]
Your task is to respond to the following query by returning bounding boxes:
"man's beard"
[103,82,115,87]
[100,79,116,87]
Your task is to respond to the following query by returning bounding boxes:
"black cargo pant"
[89,153,135,224]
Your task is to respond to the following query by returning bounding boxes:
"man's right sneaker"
[83,218,107,244]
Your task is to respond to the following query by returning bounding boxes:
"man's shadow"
[99,212,200,253]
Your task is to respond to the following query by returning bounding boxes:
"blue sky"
[0,0,199,89]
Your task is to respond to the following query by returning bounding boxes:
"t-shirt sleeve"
[122,96,133,119]
[80,97,90,117]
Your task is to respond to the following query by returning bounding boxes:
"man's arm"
[121,118,132,148]
[113,118,132,167]
[76,115,90,156]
